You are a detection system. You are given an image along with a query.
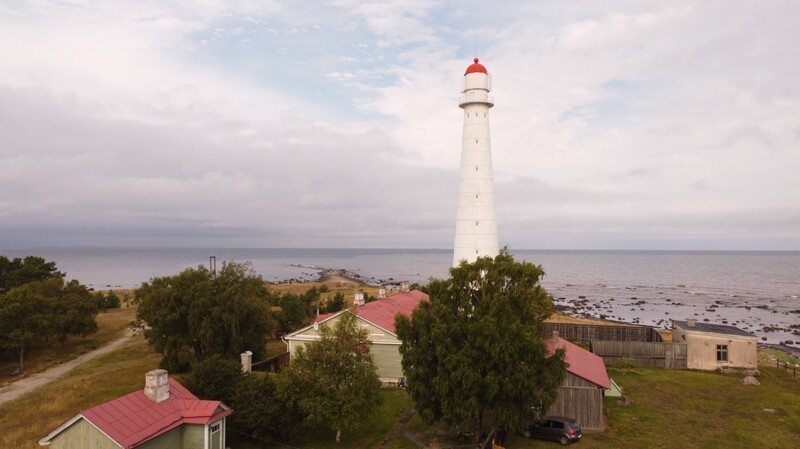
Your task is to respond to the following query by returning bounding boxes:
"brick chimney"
[354,290,365,306]
[400,281,409,292]
[687,318,697,328]
[144,369,169,403]
[241,351,253,373]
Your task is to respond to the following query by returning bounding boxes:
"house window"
[716,345,728,362]
[210,423,221,433]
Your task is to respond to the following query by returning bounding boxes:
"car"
[523,416,582,445]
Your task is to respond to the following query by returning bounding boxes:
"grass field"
[270,280,385,305]
[505,365,800,449]
[0,306,136,384]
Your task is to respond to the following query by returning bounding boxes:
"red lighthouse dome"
[465,57,487,75]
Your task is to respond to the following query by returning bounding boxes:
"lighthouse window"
[476,139,479,143]
[475,221,479,226]
[475,194,478,199]
[475,166,478,171]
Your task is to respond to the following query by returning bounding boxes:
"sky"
[1,0,799,250]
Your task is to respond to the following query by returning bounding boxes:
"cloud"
[0,1,799,249]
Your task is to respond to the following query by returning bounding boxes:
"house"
[39,369,233,449]
[284,289,428,386]
[672,319,758,371]
[546,331,611,430]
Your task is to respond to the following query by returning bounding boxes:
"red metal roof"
[356,289,428,333]
[547,337,611,389]
[465,57,488,74]
[309,290,427,335]
[75,378,232,448]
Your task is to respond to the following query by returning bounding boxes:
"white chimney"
[241,351,253,373]
[552,330,560,343]
[144,369,169,403]
[400,281,409,293]
[378,285,386,299]
[687,318,697,328]
[354,290,365,306]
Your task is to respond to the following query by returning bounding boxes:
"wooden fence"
[251,352,289,373]
[544,322,663,345]
[776,359,799,378]
[591,340,687,369]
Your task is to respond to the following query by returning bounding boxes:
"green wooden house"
[284,290,428,386]
[39,369,232,449]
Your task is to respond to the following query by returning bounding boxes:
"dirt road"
[0,332,133,406]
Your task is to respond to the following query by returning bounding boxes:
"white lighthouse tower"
[452,58,499,266]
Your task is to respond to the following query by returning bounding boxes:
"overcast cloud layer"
[1,0,798,250]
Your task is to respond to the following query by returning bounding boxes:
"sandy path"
[0,331,133,406]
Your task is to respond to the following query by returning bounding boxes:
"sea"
[1,248,798,345]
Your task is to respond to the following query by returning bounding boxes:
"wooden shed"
[546,332,611,430]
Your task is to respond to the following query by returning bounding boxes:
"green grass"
[506,366,800,449]
[387,435,419,449]
[265,338,289,359]
[760,348,800,365]
[0,336,161,449]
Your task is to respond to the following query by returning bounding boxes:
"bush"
[230,373,304,441]
[186,355,244,403]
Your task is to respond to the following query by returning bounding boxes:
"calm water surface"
[2,248,798,343]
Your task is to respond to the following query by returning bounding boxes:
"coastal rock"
[763,408,777,413]
[740,376,760,386]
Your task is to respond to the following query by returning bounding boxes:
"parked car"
[523,416,582,445]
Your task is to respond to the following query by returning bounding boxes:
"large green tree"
[0,255,64,293]
[0,277,97,370]
[283,312,382,443]
[395,249,567,444]
[134,261,274,372]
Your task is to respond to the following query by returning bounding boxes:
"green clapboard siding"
[370,344,403,378]
[182,424,205,449]
[137,426,182,449]
[49,418,121,449]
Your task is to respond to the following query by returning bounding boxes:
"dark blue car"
[524,416,582,445]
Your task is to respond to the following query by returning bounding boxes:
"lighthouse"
[452,58,499,266]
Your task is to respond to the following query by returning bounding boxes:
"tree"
[0,277,98,370]
[187,355,304,442]
[0,255,64,293]
[325,292,346,313]
[187,355,244,403]
[395,249,567,444]
[283,312,382,443]
[274,293,306,335]
[134,261,274,372]
[232,373,305,442]
[51,280,98,343]
[94,290,121,311]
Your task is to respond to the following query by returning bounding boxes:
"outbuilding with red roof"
[545,331,610,430]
